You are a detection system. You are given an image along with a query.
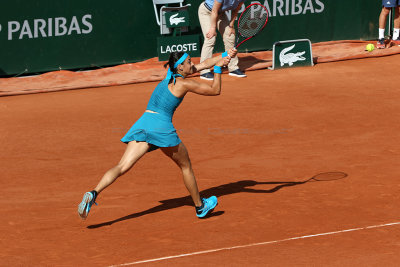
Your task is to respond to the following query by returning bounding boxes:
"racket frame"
[235,3,269,48]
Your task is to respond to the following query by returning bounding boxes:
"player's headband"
[174,53,189,68]
[165,53,189,83]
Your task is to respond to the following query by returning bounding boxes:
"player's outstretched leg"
[78,141,150,220]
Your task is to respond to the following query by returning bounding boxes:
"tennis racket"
[235,3,269,48]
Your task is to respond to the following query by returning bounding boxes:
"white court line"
[109,221,400,266]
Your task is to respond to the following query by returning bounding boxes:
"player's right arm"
[186,55,232,96]
[183,75,222,96]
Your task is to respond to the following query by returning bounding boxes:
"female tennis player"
[78,48,237,220]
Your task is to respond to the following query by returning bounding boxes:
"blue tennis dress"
[120,79,184,150]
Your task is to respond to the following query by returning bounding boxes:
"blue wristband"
[214,66,222,74]
[222,51,228,57]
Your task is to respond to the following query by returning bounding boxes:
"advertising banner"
[157,35,201,61]
[0,0,382,77]
[271,39,313,69]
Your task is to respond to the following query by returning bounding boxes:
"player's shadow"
[87,172,347,229]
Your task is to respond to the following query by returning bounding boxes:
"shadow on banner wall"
[0,0,380,77]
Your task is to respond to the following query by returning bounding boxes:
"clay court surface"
[1,54,400,266]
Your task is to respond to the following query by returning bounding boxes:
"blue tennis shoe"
[78,191,98,220]
[196,196,218,218]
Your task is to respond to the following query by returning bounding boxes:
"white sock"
[379,28,385,40]
[393,28,400,40]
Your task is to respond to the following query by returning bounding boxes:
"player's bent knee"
[181,164,193,175]
[117,160,135,175]
[179,159,193,171]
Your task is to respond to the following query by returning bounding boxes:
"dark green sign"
[271,39,313,70]
[157,34,200,61]
[0,0,161,77]
[165,11,190,28]
[0,0,382,77]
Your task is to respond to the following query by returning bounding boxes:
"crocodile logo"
[169,13,186,25]
[279,44,306,66]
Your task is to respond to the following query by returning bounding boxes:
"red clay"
[1,54,400,266]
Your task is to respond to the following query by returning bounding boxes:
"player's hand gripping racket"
[235,3,269,49]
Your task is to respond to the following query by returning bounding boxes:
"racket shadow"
[87,172,347,229]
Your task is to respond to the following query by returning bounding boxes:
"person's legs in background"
[198,3,216,80]
[218,13,246,77]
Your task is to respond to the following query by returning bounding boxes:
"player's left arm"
[193,48,237,72]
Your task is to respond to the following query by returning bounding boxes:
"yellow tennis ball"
[366,43,375,52]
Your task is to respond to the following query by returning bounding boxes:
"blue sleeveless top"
[146,79,184,119]
[120,78,184,150]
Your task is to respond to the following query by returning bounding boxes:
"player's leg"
[198,3,217,79]
[78,141,150,219]
[161,143,202,206]
[161,143,217,218]
[94,141,150,193]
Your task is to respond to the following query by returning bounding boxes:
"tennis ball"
[366,43,375,52]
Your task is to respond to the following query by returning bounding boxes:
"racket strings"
[238,6,268,38]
